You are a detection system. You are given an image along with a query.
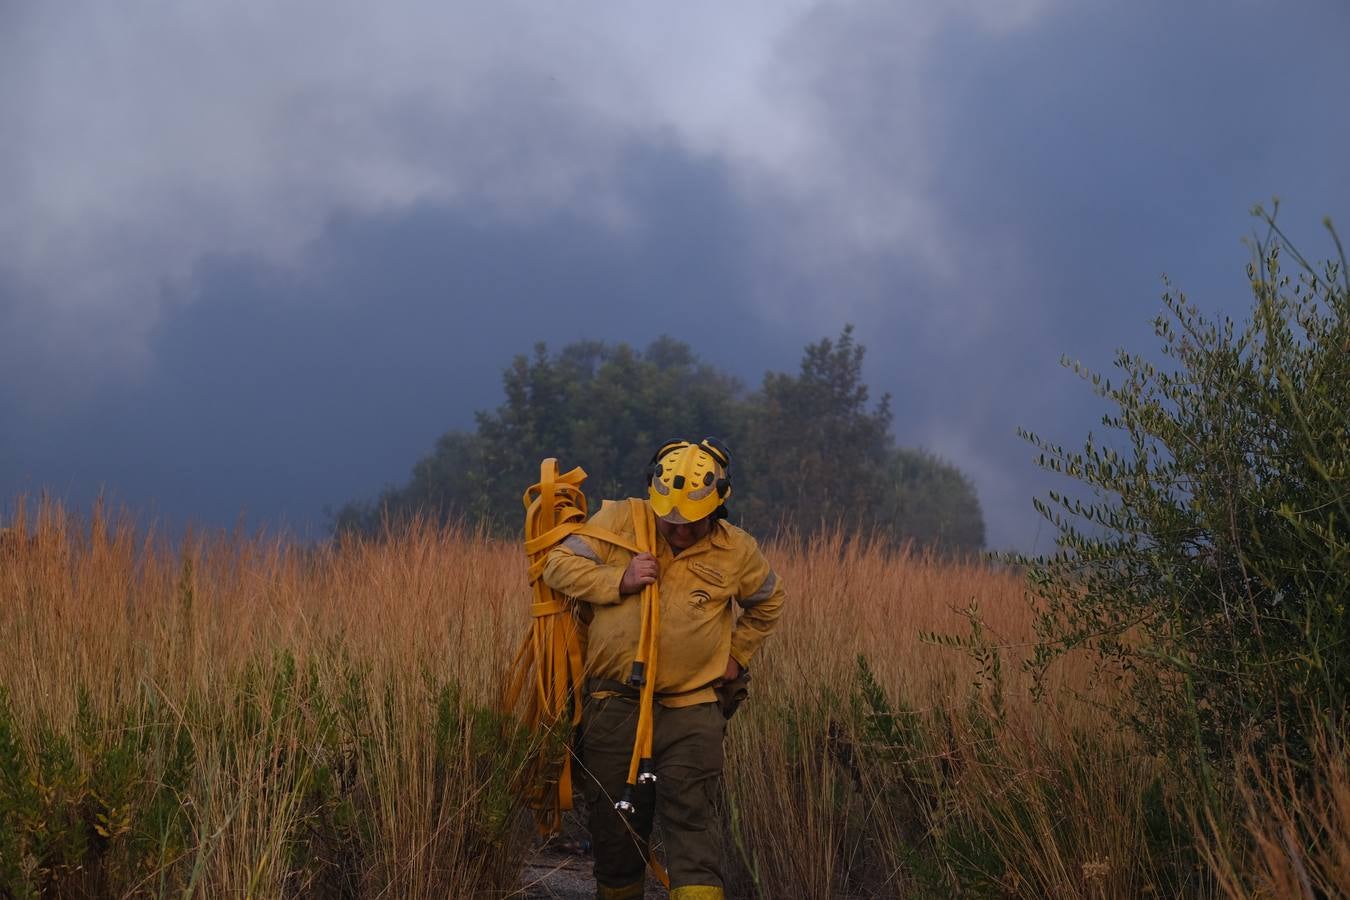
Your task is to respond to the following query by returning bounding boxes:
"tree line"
[334,326,986,552]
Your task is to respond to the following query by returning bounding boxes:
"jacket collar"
[710,520,735,550]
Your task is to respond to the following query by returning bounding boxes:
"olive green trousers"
[580,693,727,894]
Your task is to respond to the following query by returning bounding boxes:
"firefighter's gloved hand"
[715,669,751,720]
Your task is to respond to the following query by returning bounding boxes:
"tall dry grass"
[720,534,1187,898]
[4,498,1337,897]
[1196,727,1350,899]
[1,498,533,896]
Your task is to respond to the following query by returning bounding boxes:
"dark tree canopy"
[335,328,985,552]
[736,327,894,535]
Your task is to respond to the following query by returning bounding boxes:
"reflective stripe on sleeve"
[741,570,778,607]
[561,534,601,563]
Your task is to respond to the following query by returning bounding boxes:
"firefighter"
[541,438,786,900]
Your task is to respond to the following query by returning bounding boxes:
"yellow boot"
[669,887,725,900]
[595,881,645,900]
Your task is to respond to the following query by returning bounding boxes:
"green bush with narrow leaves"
[1021,208,1349,781]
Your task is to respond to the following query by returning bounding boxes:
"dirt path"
[516,832,669,900]
[517,845,595,899]
[518,845,670,900]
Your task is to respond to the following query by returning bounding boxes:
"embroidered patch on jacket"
[689,589,713,611]
[689,561,727,586]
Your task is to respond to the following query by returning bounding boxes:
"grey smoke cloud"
[2,0,1347,549]
[749,0,1350,548]
[4,143,792,535]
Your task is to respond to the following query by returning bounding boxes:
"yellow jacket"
[541,498,786,708]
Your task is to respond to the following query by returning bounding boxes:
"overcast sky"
[3,1,1348,549]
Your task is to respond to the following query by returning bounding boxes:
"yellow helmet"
[646,438,732,523]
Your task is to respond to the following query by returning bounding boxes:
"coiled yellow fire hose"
[502,458,591,836]
[503,460,670,888]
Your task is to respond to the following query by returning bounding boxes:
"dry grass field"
[1,498,1344,897]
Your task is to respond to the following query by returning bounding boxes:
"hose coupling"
[627,662,647,687]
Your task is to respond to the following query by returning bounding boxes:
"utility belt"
[584,673,751,720]
[584,677,704,701]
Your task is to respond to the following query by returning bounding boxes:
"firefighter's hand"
[722,656,742,683]
[620,553,659,595]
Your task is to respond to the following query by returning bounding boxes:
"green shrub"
[1021,207,1349,779]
